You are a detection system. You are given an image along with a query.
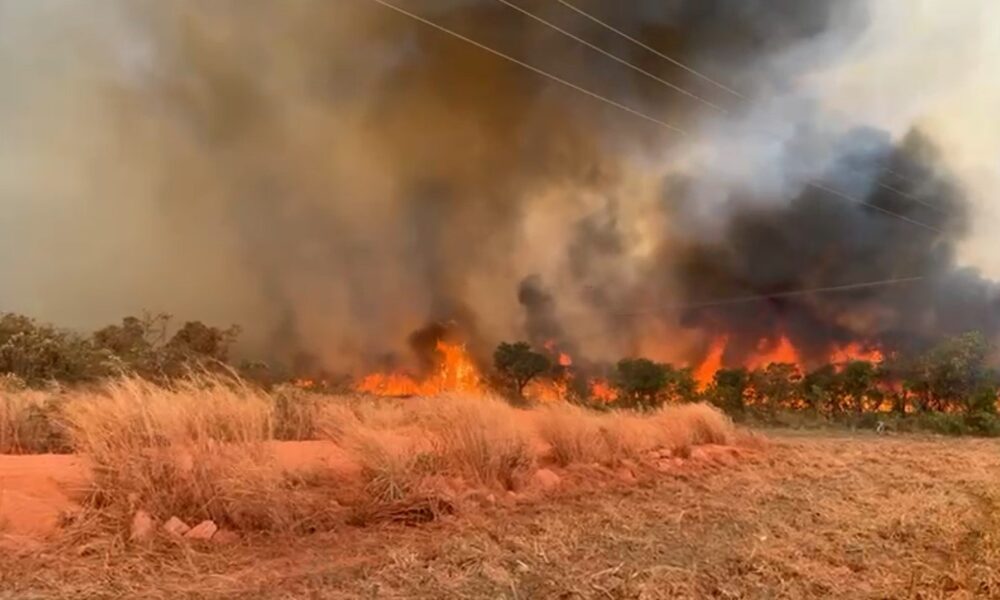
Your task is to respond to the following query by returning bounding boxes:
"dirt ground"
[3,431,1000,599]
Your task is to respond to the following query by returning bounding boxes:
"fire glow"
[356,340,483,396]
[355,331,887,399]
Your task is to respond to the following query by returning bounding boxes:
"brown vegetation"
[4,431,999,598]
[0,376,737,544]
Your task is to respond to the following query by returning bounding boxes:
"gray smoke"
[0,0,995,374]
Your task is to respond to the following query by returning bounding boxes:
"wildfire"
[694,336,727,389]
[589,378,618,403]
[524,378,568,403]
[746,335,802,371]
[829,341,884,365]
[544,339,573,367]
[356,340,484,396]
[690,333,887,387]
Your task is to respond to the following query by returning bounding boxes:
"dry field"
[1,381,1000,599]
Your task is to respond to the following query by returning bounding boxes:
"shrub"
[535,403,607,466]
[0,388,71,454]
[653,403,735,454]
[424,395,533,489]
[271,385,324,440]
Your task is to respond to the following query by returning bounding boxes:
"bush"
[0,386,71,454]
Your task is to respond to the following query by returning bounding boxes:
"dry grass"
[5,432,1000,598]
[422,395,534,489]
[537,401,736,466]
[61,376,333,535]
[0,387,67,454]
[3,377,741,546]
[0,389,43,453]
[329,394,534,508]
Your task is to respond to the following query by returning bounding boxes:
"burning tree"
[707,368,751,415]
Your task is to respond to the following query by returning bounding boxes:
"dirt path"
[3,432,1000,599]
[0,441,359,542]
[0,454,88,539]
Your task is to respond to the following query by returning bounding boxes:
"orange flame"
[524,378,568,403]
[589,378,618,403]
[694,336,727,389]
[828,341,884,365]
[746,335,802,371]
[356,340,483,396]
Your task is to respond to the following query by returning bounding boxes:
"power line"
[807,183,941,233]
[370,0,943,234]
[614,276,925,317]
[494,0,728,114]
[556,0,745,100]
[875,181,945,214]
[367,0,686,136]
[547,0,951,220]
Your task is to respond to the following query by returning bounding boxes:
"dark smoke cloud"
[664,129,1000,366]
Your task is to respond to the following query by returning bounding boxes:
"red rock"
[531,468,561,491]
[162,516,191,537]
[211,529,240,545]
[184,520,219,541]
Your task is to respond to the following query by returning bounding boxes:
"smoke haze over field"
[0,0,997,373]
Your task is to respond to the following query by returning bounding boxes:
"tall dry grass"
[324,394,534,496]
[5,374,742,538]
[536,402,735,466]
[62,376,333,533]
[0,386,69,454]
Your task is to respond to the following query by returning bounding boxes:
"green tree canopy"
[493,341,551,398]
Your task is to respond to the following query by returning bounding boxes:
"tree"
[910,332,998,414]
[663,366,699,404]
[708,367,750,415]
[802,364,838,415]
[493,341,551,398]
[161,321,241,376]
[839,360,880,415]
[613,358,669,410]
[92,313,170,376]
[0,313,107,386]
[749,363,802,413]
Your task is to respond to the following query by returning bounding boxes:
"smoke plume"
[0,0,996,374]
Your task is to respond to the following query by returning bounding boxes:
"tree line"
[493,333,1000,433]
[3,311,998,434]
[0,312,240,387]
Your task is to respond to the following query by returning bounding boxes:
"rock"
[691,447,710,461]
[485,493,497,506]
[184,520,219,541]
[531,468,561,491]
[616,467,637,484]
[162,516,191,537]
[129,510,156,541]
[211,529,240,545]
